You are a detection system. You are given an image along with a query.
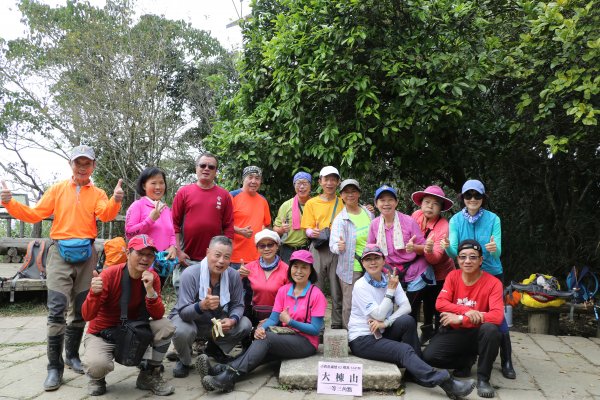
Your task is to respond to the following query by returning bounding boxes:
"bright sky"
[0,0,247,192]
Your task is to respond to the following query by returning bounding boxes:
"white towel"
[197,257,230,307]
[376,211,405,256]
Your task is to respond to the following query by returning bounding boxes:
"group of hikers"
[0,145,516,399]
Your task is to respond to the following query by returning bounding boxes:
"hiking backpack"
[566,266,599,304]
[3,239,49,302]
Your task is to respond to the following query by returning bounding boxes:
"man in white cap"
[301,166,344,329]
[0,145,124,391]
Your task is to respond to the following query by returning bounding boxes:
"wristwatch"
[385,294,395,302]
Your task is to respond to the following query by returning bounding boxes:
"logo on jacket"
[457,297,477,308]
[216,196,222,210]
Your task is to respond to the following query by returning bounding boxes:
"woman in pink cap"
[198,250,327,393]
[410,185,455,344]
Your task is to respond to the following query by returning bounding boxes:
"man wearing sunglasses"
[171,153,234,291]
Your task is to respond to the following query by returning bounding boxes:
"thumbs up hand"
[201,287,220,311]
[279,306,292,324]
[239,258,250,278]
[113,179,124,203]
[338,235,346,252]
[439,234,449,250]
[425,232,435,254]
[1,180,12,204]
[485,235,497,254]
[405,235,416,253]
[91,270,103,294]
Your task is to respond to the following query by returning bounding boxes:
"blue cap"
[374,185,397,201]
[461,180,485,195]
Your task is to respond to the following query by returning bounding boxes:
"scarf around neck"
[365,272,388,289]
[259,256,280,271]
[462,207,484,224]
[376,211,405,256]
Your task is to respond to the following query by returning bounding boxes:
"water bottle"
[505,305,513,328]
[281,217,289,242]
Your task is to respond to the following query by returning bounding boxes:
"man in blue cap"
[273,171,312,264]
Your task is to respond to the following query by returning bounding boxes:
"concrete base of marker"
[279,351,402,390]
[323,328,349,358]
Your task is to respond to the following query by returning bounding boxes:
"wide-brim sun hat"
[411,185,454,212]
[254,229,280,245]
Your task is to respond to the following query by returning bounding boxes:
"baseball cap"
[457,239,483,255]
[289,249,314,265]
[340,179,361,192]
[319,166,340,178]
[361,243,385,260]
[374,185,398,201]
[70,145,95,161]
[461,180,485,195]
[128,234,157,252]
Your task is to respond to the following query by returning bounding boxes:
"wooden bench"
[523,303,599,337]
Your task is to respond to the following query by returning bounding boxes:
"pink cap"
[289,249,313,265]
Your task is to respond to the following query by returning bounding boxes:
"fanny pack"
[57,239,93,264]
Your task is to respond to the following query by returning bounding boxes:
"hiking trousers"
[46,244,97,336]
[310,243,342,328]
[422,322,501,381]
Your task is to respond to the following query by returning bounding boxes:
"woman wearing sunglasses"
[440,180,516,381]
[239,229,289,326]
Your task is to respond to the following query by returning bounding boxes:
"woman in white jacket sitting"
[348,244,475,399]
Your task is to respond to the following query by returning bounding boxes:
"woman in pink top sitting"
[199,250,327,393]
[125,167,177,286]
[239,229,289,325]
[410,185,455,344]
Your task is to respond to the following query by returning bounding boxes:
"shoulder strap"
[119,265,131,323]
[328,198,339,227]
[35,240,47,276]
[19,240,36,274]
[304,285,314,322]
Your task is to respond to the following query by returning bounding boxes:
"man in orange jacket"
[1,145,123,391]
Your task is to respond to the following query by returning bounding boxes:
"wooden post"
[528,312,550,334]
[6,217,11,237]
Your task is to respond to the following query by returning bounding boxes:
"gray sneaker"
[88,377,107,396]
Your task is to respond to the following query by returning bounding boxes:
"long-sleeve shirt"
[367,212,428,283]
[82,263,165,334]
[446,209,502,276]
[1,179,121,240]
[411,210,455,281]
[125,197,176,251]
[170,263,244,324]
[244,259,289,307]
[171,183,234,260]
[436,269,504,329]
[330,206,374,284]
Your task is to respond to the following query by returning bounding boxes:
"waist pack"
[312,227,331,249]
[57,239,93,264]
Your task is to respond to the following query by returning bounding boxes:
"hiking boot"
[196,354,227,378]
[419,324,435,345]
[136,364,175,396]
[173,360,193,378]
[87,377,107,396]
[500,333,517,379]
[64,326,84,374]
[43,335,64,391]
[192,339,207,355]
[201,367,239,393]
[453,354,476,378]
[205,341,234,364]
[165,350,179,362]
[438,376,476,400]
[477,379,495,398]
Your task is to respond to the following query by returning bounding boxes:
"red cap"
[128,234,157,252]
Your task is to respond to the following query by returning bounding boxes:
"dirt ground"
[511,305,600,337]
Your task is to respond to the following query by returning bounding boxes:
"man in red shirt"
[422,239,503,398]
[171,152,234,291]
[81,235,175,396]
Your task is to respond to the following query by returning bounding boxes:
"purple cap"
[289,249,314,265]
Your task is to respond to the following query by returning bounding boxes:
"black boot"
[44,335,64,391]
[419,324,435,345]
[64,326,84,374]
[201,366,240,393]
[477,379,495,398]
[205,340,234,364]
[196,354,227,378]
[438,376,476,399]
[500,333,516,379]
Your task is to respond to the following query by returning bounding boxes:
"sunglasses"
[458,255,481,261]
[197,163,217,170]
[257,242,276,250]
[463,191,483,200]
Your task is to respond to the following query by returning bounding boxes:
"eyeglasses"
[197,163,217,170]
[457,255,481,261]
[463,191,483,200]
[294,181,310,187]
[257,242,277,250]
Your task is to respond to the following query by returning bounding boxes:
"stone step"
[279,345,402,390]
[323,328,349,358]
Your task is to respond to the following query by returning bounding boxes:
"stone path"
[1,315,599,399]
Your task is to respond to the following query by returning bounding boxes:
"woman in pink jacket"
[410,185,455,344]
[125,167,177,286]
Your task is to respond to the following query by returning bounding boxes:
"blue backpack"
[566,266,599,304]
